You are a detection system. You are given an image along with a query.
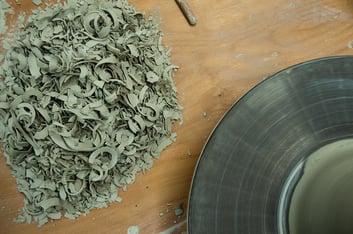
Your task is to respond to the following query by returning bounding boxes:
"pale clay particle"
[32,0,42,5]
[271,51,280,57]
[348,40,353,49]
[0,0,14,34]
[234,53,245,60]
[174,208,183,216]
[127,226,139,234]
[174,204,183,217]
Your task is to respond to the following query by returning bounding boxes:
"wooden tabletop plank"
[1,0,353,233]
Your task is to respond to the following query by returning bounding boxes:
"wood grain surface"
[1,0,353,233]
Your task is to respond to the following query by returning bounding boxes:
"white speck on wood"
[347,40,353,49]
[234,53,245,60]
[271,52,280,57]
[127,226,139,234]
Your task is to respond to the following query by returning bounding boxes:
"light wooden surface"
[1,0,353,233]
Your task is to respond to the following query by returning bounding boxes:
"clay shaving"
[0,0,181,226]
[0,0,13,35]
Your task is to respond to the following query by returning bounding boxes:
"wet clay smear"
[0,0,181,226]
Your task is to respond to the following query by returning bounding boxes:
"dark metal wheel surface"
[188,56,353,234]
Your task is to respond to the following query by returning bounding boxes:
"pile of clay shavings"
[0,0,181,226]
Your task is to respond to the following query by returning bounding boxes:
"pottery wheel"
[188,56,353,233]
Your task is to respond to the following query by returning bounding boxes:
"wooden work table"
[1,0,353,233]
